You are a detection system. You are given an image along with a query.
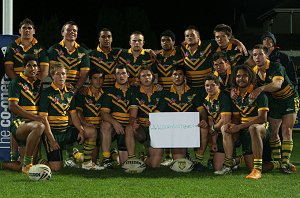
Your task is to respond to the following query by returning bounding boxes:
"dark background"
[0,0,297,49]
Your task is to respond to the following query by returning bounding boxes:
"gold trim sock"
[282,140,293,167]
[253,159,263,171]
[270,139,282,161]
[83,141,96,163]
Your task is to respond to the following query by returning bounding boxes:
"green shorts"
[43,127,79,162]
[269,96,299,119]
[10,119,26,147]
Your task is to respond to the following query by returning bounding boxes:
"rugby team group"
[0,17,298,180]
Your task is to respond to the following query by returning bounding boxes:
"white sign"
[149,112,200,148]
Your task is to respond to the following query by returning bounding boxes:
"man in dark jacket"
[261,31,298,92]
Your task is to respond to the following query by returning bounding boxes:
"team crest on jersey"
[139,100,145,106]
[78,53,84,59]
[98,57,102,63]
[215,104,220,112]
[14,48,20,54]
[187,95,194,103]
[54,97,59,104]
[171,98,176,105]
[126,60,131,65]
[58,50,64,57]
[88,99,93,104]
[185,52,189,57]
[67,97,72,103]
[199,51,205,57]
[230,55,235,61]
[34,49,39,55]
[23,84,29,91]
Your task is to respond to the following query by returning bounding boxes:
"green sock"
[23,155,33,166]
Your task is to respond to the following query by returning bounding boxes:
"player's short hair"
[172,65,186,76]
[212,51,228,62]
[138,65,155,81]
[23,54,38,67]
[160,29,176,41]
[115,64,128,72]
[61,21,78,33]
[213,24,232,37]
[98,28,112,37]
[19,18,35,29]
[89,68,105,79]
[185,25,200,37]
[252,44,268,55]
[50,62,68,77]
[204,74,220,85]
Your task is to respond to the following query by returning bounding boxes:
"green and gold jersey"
[158,84,204,112]
[101,83,133,126]
[213,42,247,67]
[4,37,49,75]
[232,85,269,124]
[39,83,76,133]
[213,66,232,92]
[130,86,165,125]
[8,73,42,122]
[180,40,216,88]
[118,48,156,84]
[89,46,122,88]
[253,60,298,100]
[154,47,184,90]
[76,86,105,128]
[203,90,232,124]
[47,40,90,84]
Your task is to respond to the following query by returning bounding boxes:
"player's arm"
[70,110,85,144]
[9,100,41,121]
[229,110,267,133]
[101,109,124,134]
[251,77,283,99]
[40,114,60,150]
[38,62,50,81]
[76,108,94,128]
[4,62,16,79]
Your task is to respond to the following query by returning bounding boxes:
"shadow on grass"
[56,165,250,179]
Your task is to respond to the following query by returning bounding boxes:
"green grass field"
[1,133,300,198]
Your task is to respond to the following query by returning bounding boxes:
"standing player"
[154,29,184,90]
[212,24,248,67]
[48,21,90,94]
[153,29,185,166]
[250,44,299,174]
[89,28,122,88]
[4,18,49,80]
[261,31,298,91]
[39,62,102,171]
[118,31,156,85]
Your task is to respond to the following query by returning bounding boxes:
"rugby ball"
[122,159,146,173]
[28,164,52,181]
[170,158,194,173]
